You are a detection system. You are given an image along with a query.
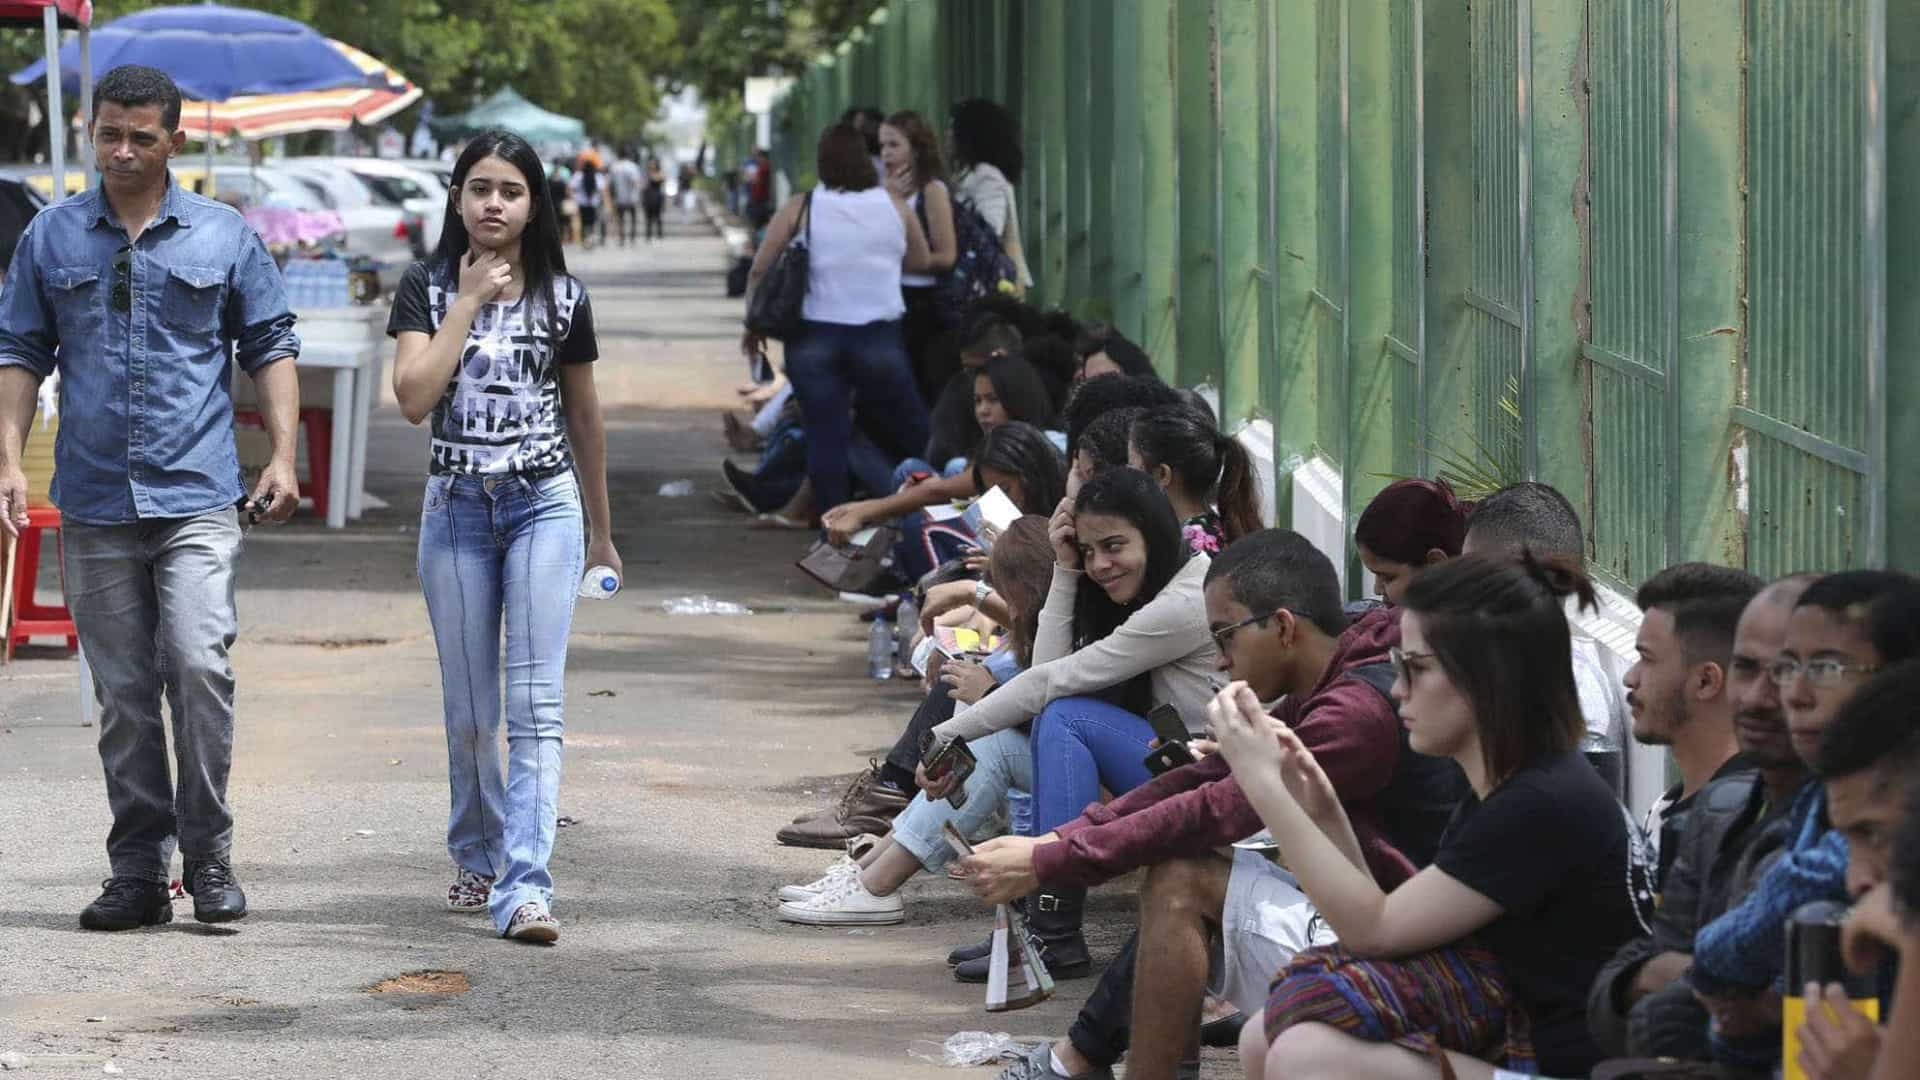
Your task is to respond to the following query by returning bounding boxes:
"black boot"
[947,896,1024,966]
[954,888,1092,983]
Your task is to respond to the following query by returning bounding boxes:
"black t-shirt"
[386,261,597,476]
[1433,750,1655,1076]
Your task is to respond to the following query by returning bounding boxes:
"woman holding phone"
[388,129,618,945]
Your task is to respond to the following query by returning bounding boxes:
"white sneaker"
[778,854,859,903]
[777,870,904,926]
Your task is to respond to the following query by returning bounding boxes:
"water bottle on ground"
[868,618,894,680]
[895,594,920,671]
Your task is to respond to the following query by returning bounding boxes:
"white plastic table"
[296,340,377,529]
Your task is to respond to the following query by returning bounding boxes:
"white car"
[211,166,349,247]
[277,160,422,289]
[323,158,451,252]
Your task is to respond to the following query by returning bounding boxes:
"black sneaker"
[183,858,248,923]
[79,877,173,932]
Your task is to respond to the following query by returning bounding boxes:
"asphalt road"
[0,211,1232,1080]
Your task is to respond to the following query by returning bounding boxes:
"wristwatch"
[974,578,994,608]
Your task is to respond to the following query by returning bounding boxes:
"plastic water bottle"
[578,565,621,600]
[868,618,895,680]
[894,594,920,671]
[1006,789,1035,837]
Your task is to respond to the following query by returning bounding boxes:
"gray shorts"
[1209,849,1337,1014]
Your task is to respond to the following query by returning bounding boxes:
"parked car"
[277,160,421,289]
[0,174,46,285]
[323,157,449,251]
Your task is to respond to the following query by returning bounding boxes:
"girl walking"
[388,129,618,944]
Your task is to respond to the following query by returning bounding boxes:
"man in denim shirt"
[0,66,301,931]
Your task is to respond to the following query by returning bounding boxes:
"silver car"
[277,160,422,289]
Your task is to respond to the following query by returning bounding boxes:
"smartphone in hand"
[1142,703,1197,776]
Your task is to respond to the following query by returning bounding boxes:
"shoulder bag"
[744,192,812,340]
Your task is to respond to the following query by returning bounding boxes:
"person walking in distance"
[608,148,642,248]
[0,65,303,930]
[388,129,618,944]
[642,157,668,242]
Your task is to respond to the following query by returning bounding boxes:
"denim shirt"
[0,177,300,525]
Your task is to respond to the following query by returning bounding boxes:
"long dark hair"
[988,515,1054,668]
[1070,468,1191,714]
[972,421,1066,515]
[433,130,569,348]
[1401,551,1595,785]
[948,98,1024,185]
[980,352,1058,430]
[1130,405,1262,543]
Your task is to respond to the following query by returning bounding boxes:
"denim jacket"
[0,177,299,525]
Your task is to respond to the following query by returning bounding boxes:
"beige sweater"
[932,555,1220,744]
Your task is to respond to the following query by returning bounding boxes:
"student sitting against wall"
[1352,478,1468,607]
[1128,404,1262,553]
[1221,553,1654,1080]
[1074,323,1157,382]
[778,471,1218,973]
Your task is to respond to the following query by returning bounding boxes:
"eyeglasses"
[1390,646,1435,684]
[1765,657,1880,688]
[1211,611,1277,648]
[111,244,132,313]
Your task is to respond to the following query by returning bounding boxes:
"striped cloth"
[1263,942,1537,1075]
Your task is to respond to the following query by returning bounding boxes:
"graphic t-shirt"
[1432,750,1655,1077]
[1182,511,1226,555]
[386,262,597,476]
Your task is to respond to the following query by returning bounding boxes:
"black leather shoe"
[183,859,248,923]
[946,934,992,966]
[79,877,173,931]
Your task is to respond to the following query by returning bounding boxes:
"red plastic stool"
[6,505,78,661]
[234,406,329,519]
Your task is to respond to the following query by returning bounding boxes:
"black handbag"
[744,193,812,340]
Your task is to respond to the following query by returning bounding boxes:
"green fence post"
[1085,0,1117,322]
[1265,0,1327,505]
[1528,0,1590,537]
[1176,2,1221,389]
[1891,0,1920,567]
[1063,0,1092,315]
[1139,0,1180,374]
[1343,0,1400,529]
[1215,0,1263,425]
[1036,0,1069,309]
[1109,0,1146,342]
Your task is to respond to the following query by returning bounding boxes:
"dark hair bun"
[1518,548,1597,615]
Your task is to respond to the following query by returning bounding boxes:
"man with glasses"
[963,529,1467,1080]
[0,65,300,931]
[1689,570,1920,1074]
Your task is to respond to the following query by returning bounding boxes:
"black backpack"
[1345,661,1472,868]
[921,190,1018,327]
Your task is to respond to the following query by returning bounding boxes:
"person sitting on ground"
[967,529,1472,1080]
[779,470,1218,955]
[1128,405,1262,553]
[1062,375,1180,482]
[1074,323,1157,382]
[1071,406,1146,497]
[922,312,1025,470]
[1788,660,1920,1080]
[1689,570,1920,1074]
[1585,567,1781,1061]
[824,349,1058,548]
[1020,331,1078,414]
[1806,786,1920,1080]
[1352,478,1467,607]
[1221,553,1654,1080]
[1461,481,1631,792]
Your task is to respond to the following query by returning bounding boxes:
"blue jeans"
[783,318,930,511]
[417,472,584,931]
[892,726,1035,873]
[61,507,243,882]
[1031,696,1159,833]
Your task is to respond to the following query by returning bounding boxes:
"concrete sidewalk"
[0,217,1202,1079]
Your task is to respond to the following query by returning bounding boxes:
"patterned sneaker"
[447,869,493,913]
[505,902,559,944]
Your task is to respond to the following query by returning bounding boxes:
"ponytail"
[1213,432,1262,543]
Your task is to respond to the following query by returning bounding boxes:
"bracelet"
[974,578,993,607]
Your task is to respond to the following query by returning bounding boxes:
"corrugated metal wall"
[758,0,1916,589]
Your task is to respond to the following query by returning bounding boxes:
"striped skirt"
[1263,942,1537,1074]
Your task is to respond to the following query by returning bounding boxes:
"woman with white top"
[743,124,935,518]
[948,98,1033,294]
[878,110,958,394]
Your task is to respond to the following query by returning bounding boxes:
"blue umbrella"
[12,3,385,100]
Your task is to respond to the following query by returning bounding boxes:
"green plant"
[1372,376,1525,502]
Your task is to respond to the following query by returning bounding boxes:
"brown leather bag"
[795,526,900,594]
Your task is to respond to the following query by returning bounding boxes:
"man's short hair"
[1634,562,1764,666]
[1204,529,1348,638]
[1812,661,1920,786]
[1465,481,1584,562]
[960,312,1023,357]
[1797,570,1920,666]
[94,65,182,132]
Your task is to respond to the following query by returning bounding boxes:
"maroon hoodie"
[1032,604,1418,890]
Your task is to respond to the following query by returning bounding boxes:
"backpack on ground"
[928,194,1018,327]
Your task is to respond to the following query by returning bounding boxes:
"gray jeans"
[61,507,242,883]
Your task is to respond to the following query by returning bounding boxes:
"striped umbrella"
[176,38,419,140]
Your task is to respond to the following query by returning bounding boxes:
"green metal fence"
[756,0,1919,590]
